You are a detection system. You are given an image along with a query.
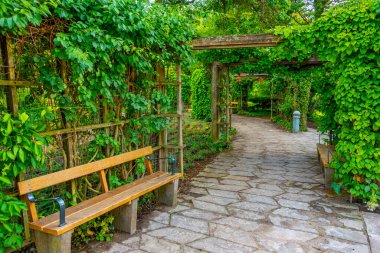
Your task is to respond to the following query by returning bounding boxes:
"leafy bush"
[0,113,48,252]
[272,116,291,131]
[72,215,114,248]
[0,193,27,253]
[275,0,380,208]
[315,0,380,209]
[271,72,312,131]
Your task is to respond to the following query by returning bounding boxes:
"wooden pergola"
[191,34,322,141]
[192,34,279,141]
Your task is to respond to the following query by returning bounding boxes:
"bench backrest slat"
[18,146,153,195]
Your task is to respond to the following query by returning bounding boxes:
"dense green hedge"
[190,68,212,121]
[275,0,380,209]
[271,71,312,131]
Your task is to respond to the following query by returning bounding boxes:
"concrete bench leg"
[112,198,138,234]
[157,179,179,207]
[34,230,73,253]
[324,167,334,189]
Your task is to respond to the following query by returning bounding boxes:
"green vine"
[274,0,380,208]
[0,112,48,252]
[190,67,212,121]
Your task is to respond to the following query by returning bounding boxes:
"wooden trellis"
[211,61,231,141]
[0,35,184,247]
[156,65,184,175]
[0,34,31,243]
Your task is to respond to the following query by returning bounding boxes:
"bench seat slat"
[30,172,181,235]
[29,172,165,227]
[317,144,335,168]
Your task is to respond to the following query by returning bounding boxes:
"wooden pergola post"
[176,64,184,176]
[225,66,230,142]
[156,65,168,171]
[211,62,232,142]
[211,61,220,141]
[0,35,18,115]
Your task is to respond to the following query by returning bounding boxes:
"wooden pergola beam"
[192,34,280,50]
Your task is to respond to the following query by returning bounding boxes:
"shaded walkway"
[89,116,373,253]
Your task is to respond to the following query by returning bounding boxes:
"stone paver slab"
[240,193,278,206]
[207,189,241,199]
[257,224,319,242]
[278,193,321,203]
[195,194,240,205]
[208,184,249,192]
[189,237,256,253]
[179,208,226,221]
[170,214,209,234]
[210,223,258,248]
[272,207,312,221]
[317,238,370,253]
[140,235,181,253]
[220,179,250,186]
[149,211,170,225]
[147,227,207,244]
[212,216,259,232]
[141,220,168,232]
[268,215,319,234]
[230,201,277,213]
[192,199,229,214]
[222,175,251,181]
[324,226,368,244]
[227,207,266,221]
[242,188,282,197]
[278,199,311,211]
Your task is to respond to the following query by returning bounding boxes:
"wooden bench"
[316,143,336,189]
[18,146,181,253]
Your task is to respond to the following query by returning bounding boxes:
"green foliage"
[139,192,155,206]
[275,0,380,208]
[195,0,292,36]
[238,110,271,118]
[316,0,380,209]
[0,192,28,253]
[0,113,48,252]
[1,0,195,249]
[271,71,312,131]
[182,115,234,171]
[190,68,212,121]
[0,0,54,35]
[0,112,47,185]
[72,214,114,248]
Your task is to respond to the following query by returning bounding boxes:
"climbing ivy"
[271,70,312,131]
[0,112,48,252]
[274,0,380,209]
[315,0,380,210]
[190,67,212,121]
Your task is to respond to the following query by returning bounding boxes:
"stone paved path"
[88,116,376,253]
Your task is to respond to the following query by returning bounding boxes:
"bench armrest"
[147,156,176,175]
[327,148,336,164]
[27,193,66,227]
[319,131,336,145]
